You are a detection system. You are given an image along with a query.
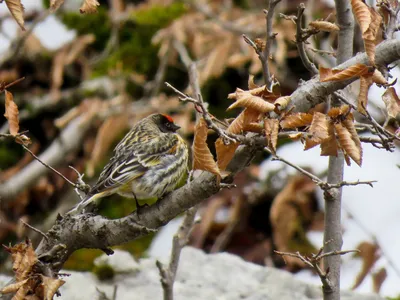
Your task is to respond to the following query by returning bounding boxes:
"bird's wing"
[88,133,179,195]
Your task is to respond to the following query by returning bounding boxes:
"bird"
[68,113,189,214]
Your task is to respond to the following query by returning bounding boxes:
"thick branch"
[289,39,400,113]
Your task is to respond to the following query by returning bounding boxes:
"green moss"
[62,8,111,51]
[93,263,115,281]
[0,142,23,169]
[132,2,187,27]
[64,248,104,271]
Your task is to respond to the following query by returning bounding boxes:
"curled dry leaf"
[274,96,291,112]
[320,123,338,156]
[363,8,382,65]
[5,0,25,31]
[50,0,65,12]
[4,90,20,136]
[2,239,38,283]
[327,105,350,118]
[227,89,275,113]
[351,0,371,34]
[193,118,221,178]
[320,64,370,82]
[264,118,279,154]
[382,87,400,120]
[41,275,65,300]
[334,116,363,166]
[242,122,263,133]
[280,112,313,129]
[309,21,339,32]
[80,0,100,14]
[351,0,382,65]
[216,108,260,170]
[305,112,329,150]
[357,74,373,115]
[288,132,303,140]
[248,75,258,89]
[0,279,28,294]
[371,69,387,85]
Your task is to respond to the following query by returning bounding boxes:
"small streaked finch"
[68,113,189,214]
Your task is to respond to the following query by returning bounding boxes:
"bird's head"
[150,114,181,133]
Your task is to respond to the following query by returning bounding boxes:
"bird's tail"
[66,193,102,215]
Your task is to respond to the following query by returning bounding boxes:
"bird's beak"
[172,123,181,132]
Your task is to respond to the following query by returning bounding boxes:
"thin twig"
[20,218,49,241]
[295,4,318,75]
[22,145,77,188]
[263,0,282,87]
[275,246,359,293]
[334,91,397,150]
[265,148,377,190]
[165,82,238,144]
[189,1,259,36]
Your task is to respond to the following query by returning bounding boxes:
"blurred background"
[0,0,399,298]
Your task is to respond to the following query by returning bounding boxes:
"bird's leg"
[132,192,141,213]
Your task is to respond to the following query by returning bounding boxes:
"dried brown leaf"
[242,122,263,133]
[216,108,260,170]
[351,0,371,34]
[320,64,370,82]
[327,105,350,118]
[50,0,65,12]
[371,69,387,85]
[288,132,303,140]
[309,21,339,32]
[0,279,28,294]
[372,268,387,294]
[357,74,373,115]
[320,123,338,156]
[280,113,313,129]
[227,89,275,113]
[5,0,25,31]
[352,242,379,290]
[382,87,400,119]
[227,108,260,134]
[274,96,291,112]
[12,281,30,300]
[264,118,279,154]
[193,118,220,177]
[248,75,258,89]
[305,112,329,150]
[4,90,20,136]
[363,8,382,65]
[10,241,38,282]
[215,139,239,171]
[80,0,100,14]
[41,275,65,300]
[334,116,363,166]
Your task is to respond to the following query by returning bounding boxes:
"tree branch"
[0,115,92,201]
